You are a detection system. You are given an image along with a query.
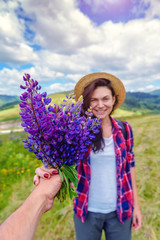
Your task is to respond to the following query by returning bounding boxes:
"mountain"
[121,92,160,113]
[149,89,160,96]
[0,95,20,111]
[0,95,19,106]
[0,90,160,115]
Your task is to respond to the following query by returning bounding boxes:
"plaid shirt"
[73,117,135,224]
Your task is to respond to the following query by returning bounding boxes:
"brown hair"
[81,78,117,152]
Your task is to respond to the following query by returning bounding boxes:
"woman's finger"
[35,166,59,179]
[41,165,59,175]
[35,167,51,179]
[132,214,136,230]
[33,174,40,186]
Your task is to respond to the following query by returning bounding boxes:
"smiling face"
[90,86,116,120]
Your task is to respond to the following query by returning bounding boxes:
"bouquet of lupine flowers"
[19,73,100,201]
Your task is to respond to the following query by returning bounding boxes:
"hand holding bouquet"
[19,74,100,201]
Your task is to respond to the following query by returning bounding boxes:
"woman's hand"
[132,207,142,231]
[33,165,59,186]
[33,165,74,188]
[34,174,62,213]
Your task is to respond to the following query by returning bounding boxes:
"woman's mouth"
[94,109,106,115]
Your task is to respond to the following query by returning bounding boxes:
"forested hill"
[0,95,19,106]
[122,92,160,113]
[150,89,160,96]
[0,90,160,113]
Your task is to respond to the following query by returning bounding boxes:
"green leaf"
[69,188,78,198]
[63,168,75,183]
[59,169,64,182]
[62,165,78,186]
[56,165,79,202]
[63,171,70,189]
[69,164,77,175]
[64,165,78,186]
[61,167,76,186]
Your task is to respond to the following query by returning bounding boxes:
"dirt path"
[0,120,23,133]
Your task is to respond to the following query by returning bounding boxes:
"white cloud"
[138,85,160,92]
[143,0,160,19]
[22,66,64,83]
[66,73,84,82]
[35,50,91,75]
[0,1,38,64]
[131,0,160,20]
[0,0,160,95]
[0,68,23,95]
[19,0,100,54]
[56,72,64,78]
[47,82,75,94]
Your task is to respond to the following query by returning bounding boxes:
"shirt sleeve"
[123,121,135,167]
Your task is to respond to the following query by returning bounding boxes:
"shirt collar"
[110,116,122,135]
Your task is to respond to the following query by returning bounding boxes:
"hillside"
[0,90,160,122]
[0,95,19,106]
[0,92,70,122]
[150,89,160,96]
[121,92,160,113]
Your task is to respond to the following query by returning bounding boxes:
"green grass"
[0,105,21,122]
[0,114,160,240]
[126,115,160,240]
[113,108,142,117]
[0,132,42,211]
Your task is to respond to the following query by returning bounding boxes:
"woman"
[34,72,142,240]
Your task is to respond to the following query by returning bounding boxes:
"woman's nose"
[97,100,103,107]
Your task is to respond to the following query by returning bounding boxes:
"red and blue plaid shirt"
[73,117,135,224]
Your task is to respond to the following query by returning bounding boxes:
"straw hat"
[74,72,126,109]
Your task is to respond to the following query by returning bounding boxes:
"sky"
[0,0,160,96]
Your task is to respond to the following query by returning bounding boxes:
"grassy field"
[0,114,160,240]
[0,105,21,122]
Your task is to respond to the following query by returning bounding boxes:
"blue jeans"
[74,211,132,240]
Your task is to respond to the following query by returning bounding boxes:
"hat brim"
[74,72,126,109]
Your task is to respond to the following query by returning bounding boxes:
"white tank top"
[88,135,117,213]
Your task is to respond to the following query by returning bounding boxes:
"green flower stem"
[56,165,78,202]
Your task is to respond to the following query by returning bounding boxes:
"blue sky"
[0,0,160,96]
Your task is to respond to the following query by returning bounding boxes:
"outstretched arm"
[0,174,62,240]
[130,167,142,231]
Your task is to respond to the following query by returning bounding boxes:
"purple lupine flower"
[19,73,101,201]
[20,85,27,89]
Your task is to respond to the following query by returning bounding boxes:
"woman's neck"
[101,116,111,127]
[101,116,112,138]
